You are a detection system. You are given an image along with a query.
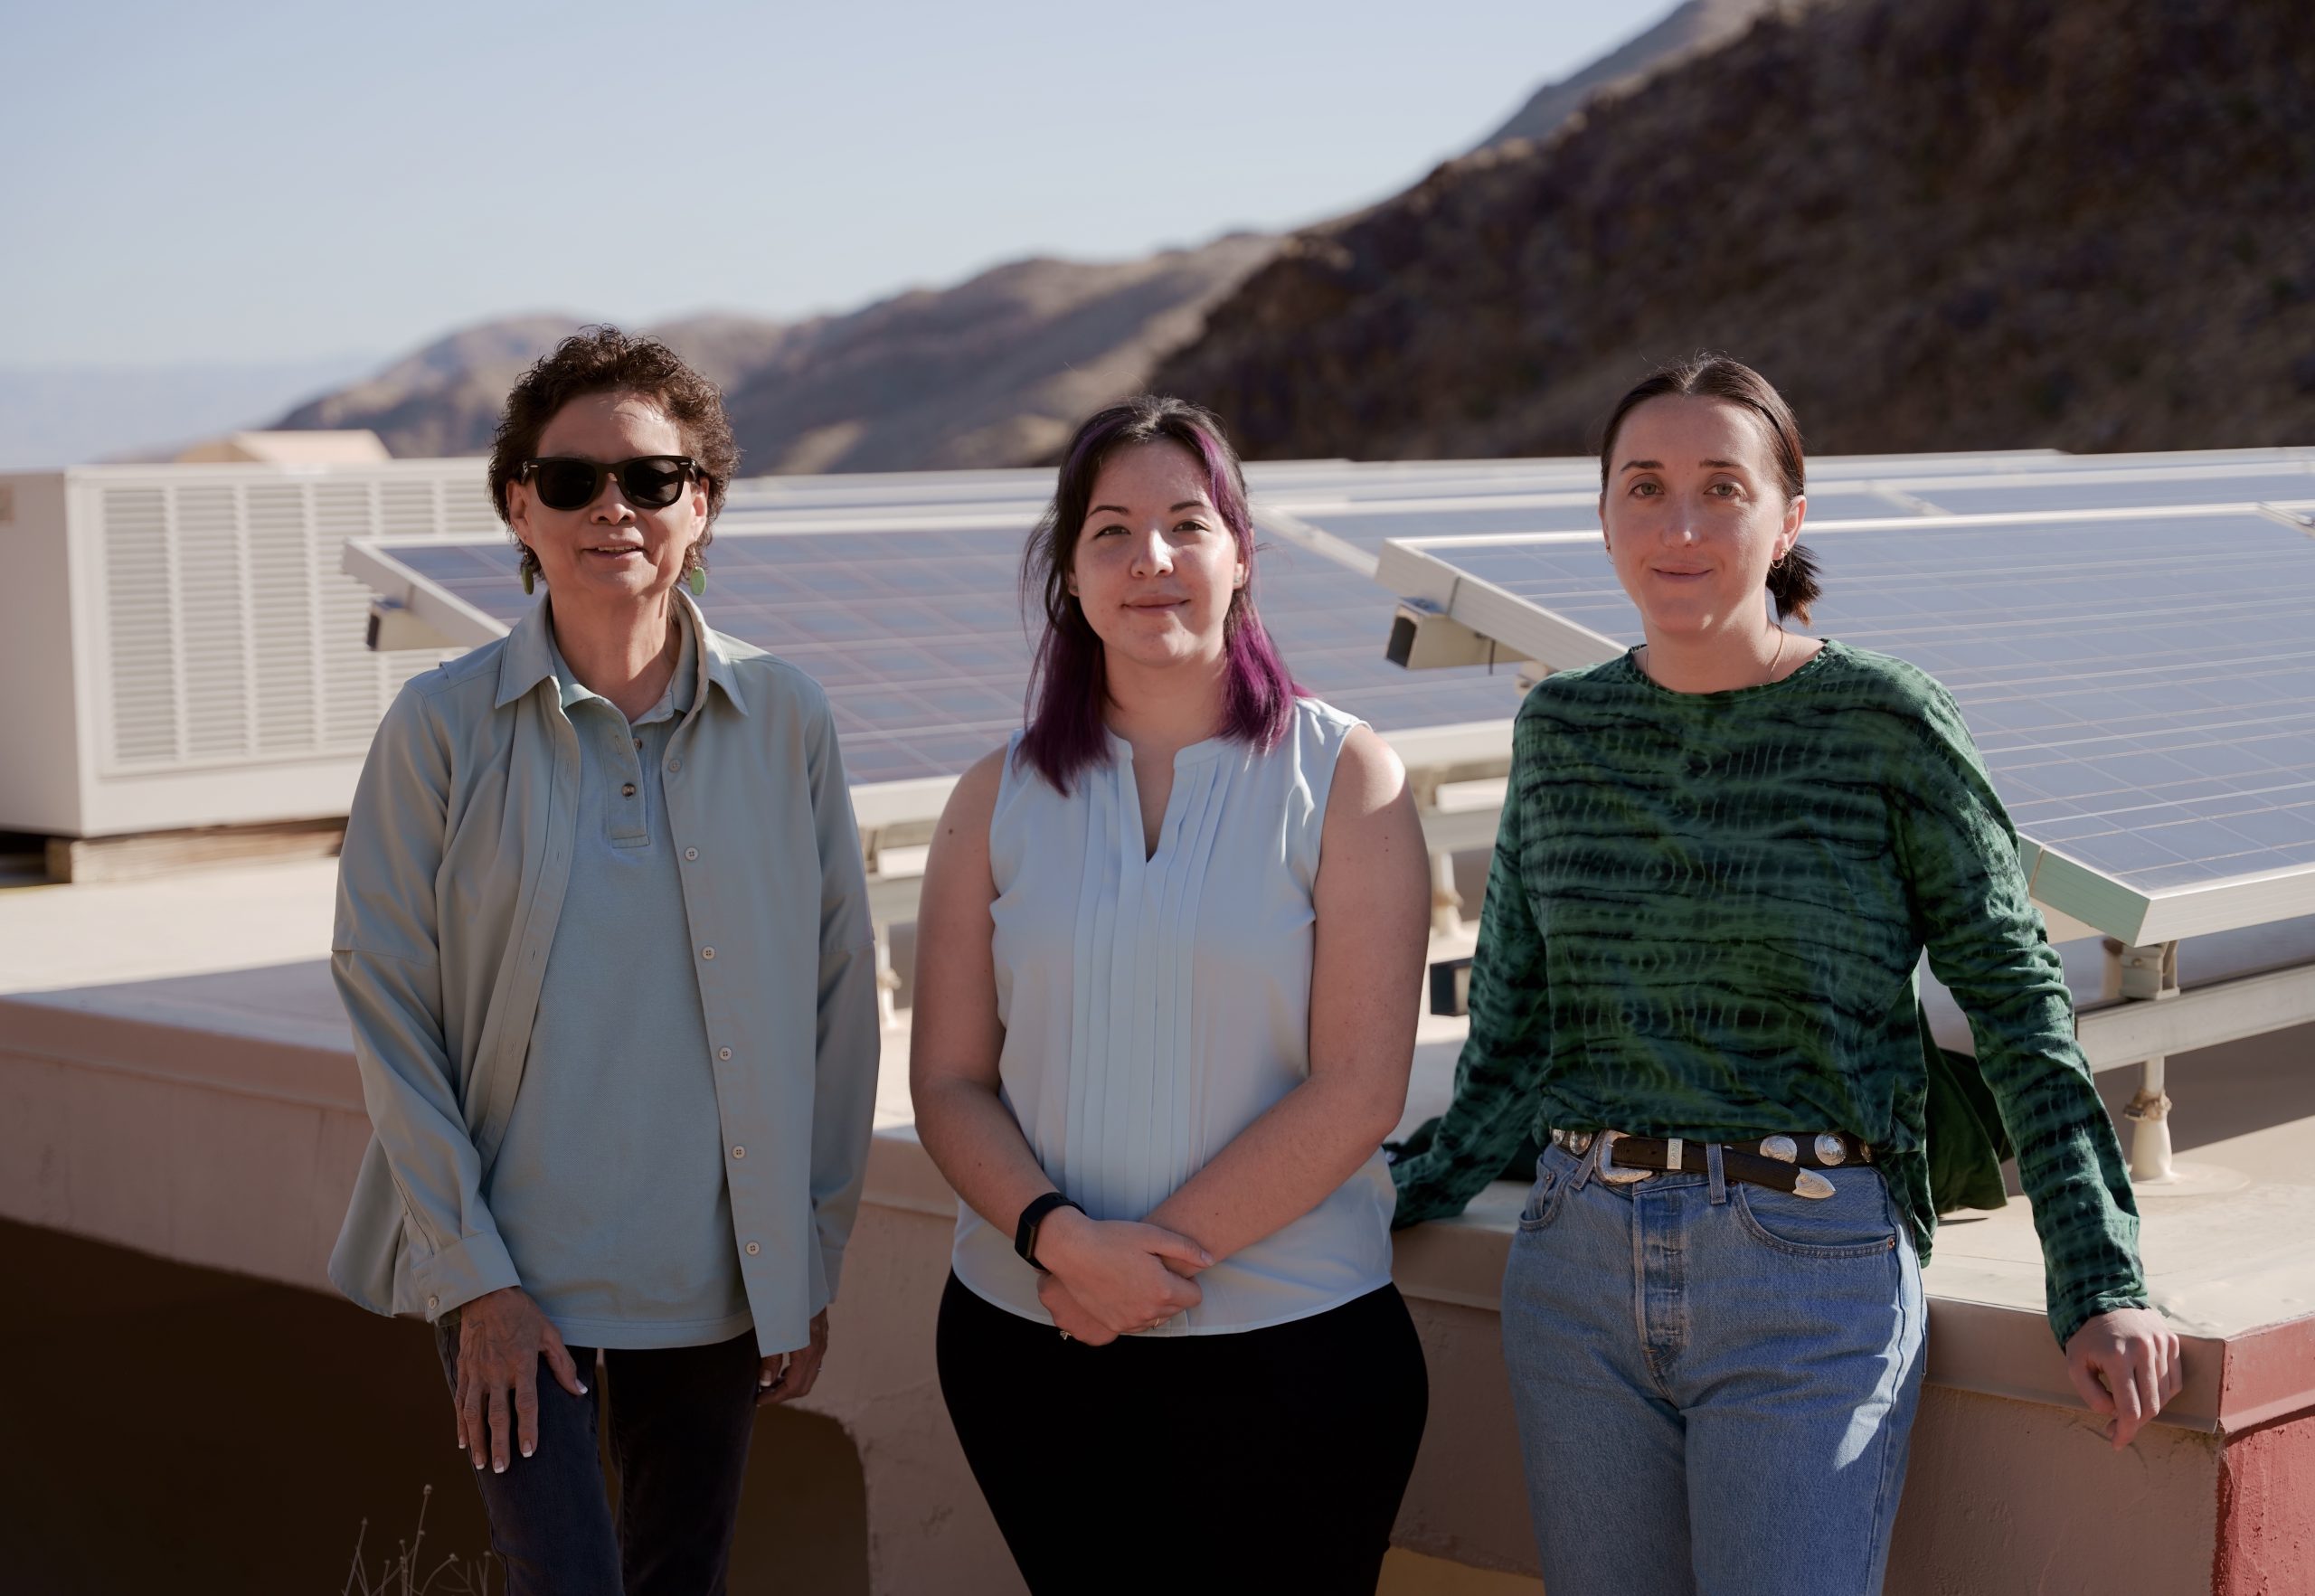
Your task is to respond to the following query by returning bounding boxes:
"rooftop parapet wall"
[4,945,2310,1592]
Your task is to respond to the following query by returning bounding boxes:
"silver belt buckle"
[1594,1129,1651,1185]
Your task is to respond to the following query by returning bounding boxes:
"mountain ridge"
[1152,0,2315,460]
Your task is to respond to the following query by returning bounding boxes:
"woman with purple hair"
[911,394,1432,1591]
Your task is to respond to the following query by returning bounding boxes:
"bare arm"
[909,749,1207,1342]
[1139,725,1430,1263]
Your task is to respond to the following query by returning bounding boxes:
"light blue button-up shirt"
[474,610,751,1349]
[328,592,879,1357]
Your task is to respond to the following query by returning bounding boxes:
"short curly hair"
[487,326,742,583]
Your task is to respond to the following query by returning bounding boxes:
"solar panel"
[1375,509,2315,937]
[354,447,2315,939]
[1259,458,2315,575]
[1287,486,1931,553]
[1905,471,2315,517]
[385,526,1523,788]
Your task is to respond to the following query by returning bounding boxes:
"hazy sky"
[1,0,1672,369]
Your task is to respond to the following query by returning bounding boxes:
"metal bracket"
[2110,939,2182,1183]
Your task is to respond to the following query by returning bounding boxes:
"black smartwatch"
[1014,1191,1085,1272]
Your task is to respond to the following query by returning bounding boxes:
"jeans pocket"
[1732,1175,1899,1259]
[1517,1163,1566,1232]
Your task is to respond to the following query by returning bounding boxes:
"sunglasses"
[519,455,704,513]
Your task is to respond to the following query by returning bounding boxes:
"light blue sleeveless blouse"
[950,696,1398,1335]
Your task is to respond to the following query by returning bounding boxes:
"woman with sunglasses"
[1389,357,2179,1595]
[911,395,1433,1592]
[329,326,880,1596]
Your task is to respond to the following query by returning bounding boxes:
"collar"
[495,589,749,716]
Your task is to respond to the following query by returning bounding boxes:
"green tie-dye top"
[1390,640,2148,1346]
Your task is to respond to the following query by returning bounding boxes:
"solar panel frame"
[356,520,1526,793]
[1372,505,2315,942]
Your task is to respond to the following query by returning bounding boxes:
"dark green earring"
[521,564,535,596]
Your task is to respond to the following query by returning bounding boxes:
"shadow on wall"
[0,1220,870,1595]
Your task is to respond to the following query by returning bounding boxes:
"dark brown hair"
[1017,394,1299,795]
[487,326,741,583]
[1598,355,1821,624]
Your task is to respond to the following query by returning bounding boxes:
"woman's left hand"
[2064,1307,2183,1449]
[758,1308,830,1405]
[1036,1272,1176,1345]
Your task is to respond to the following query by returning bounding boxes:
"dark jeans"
[937,1273,1429,1594]
[433,1320,761,1596]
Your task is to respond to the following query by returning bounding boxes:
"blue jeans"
[1500,1138,1925,1596]
[433,1321,761,1596]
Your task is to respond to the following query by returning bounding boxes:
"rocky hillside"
[1475,0,1777,151]
[273,236,1271,470]
[1154,0,2315,459]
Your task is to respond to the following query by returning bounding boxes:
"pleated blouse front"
[950,696,1397,1336]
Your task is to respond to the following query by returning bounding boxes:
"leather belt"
[1551,1128,1874,1201]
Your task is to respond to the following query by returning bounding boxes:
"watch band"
[1014,1191,1085,1272]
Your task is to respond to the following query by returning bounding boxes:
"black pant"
[434,1321,760,1596]
[937,1273,1429,1594]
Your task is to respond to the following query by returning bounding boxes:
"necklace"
[1762,626,1789,685]
[1635,627,1792,690]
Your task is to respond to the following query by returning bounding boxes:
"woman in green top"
[1389,357,2181,1594]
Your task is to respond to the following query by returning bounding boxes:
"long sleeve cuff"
[414,1229,522,1321]
[2050,1281,2153,1349]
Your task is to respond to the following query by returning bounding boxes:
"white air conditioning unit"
[0,459,495,838]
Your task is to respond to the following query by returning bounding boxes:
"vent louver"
[100,487,180,766]
[95,469,486,775]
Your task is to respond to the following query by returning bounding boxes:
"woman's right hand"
[1034,1211,1212,1341]
[453,1286,589,1473]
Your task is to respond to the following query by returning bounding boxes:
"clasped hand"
[1033,1210,1212,1345]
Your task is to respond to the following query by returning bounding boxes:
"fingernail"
[473,1458,484,1470]
[494,1459,506,1474]
[522,1444,534,1458]
[578,1383,590,1395]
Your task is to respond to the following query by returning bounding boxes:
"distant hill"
[270,236,1273,472]
[1154,0,2315,460]
[723,235,1276,473]
[274,316,590,458]
[1475,0,1779,151]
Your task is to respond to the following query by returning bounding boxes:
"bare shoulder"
[1325,722,1412,822]
[925,744,1011,891]
[939,745,1010,838]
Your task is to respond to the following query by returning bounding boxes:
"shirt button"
[427,1295,439,1311]
[620,782,637,798]
[684,847,699,861]
[732,1145,746,1159]
[718,1047,732,1061]
[745,1242,761,1256]
[667,757,681,772]
[701,946,715,959]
